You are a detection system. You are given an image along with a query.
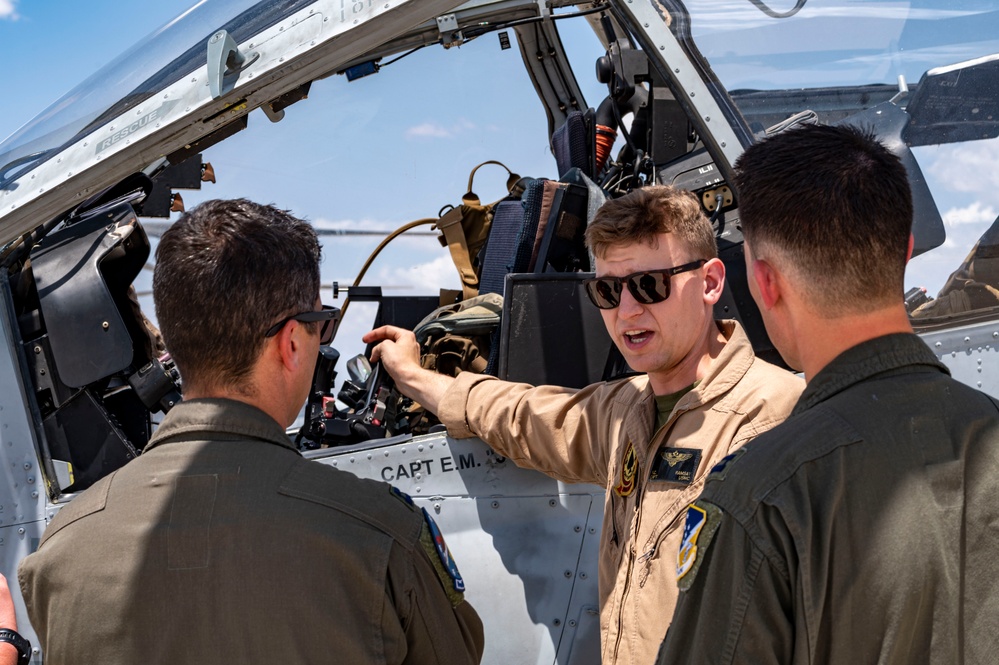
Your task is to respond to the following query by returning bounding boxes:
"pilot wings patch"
[664,451,693,467]
[649,446,701,485]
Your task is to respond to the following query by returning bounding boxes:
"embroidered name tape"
[649,446,701,485]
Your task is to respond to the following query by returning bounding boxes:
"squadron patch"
[614,441,638,497]
[649,447,701,485]
[676,500,723,591]
[420,507,466,606]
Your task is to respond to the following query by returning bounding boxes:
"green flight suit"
[19,399,483,665]
[658,333,999,664]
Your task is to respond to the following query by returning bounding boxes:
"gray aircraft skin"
[1,0,998,662]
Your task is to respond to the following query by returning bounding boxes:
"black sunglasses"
[264,305,341,345]
[583,260,707,309]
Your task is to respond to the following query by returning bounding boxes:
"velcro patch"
[707,447,746,482]
[390,485,416,510]
[676,500,723,591]
[649,446,701,485]
[420,508,466,606]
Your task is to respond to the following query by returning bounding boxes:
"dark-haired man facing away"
[365,185,803,665]
[658,124,999,663]
[19,199,484,665]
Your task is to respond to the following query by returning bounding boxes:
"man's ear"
[702,257,726,305]
[272,321,306,372]
[906,233,915,263]
[751,258,781,310]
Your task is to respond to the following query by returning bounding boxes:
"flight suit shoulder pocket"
[279,462,422,549]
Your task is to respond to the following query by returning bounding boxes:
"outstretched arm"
[366,326,613,487]
[0,574,21,665]
[363,325,455,415]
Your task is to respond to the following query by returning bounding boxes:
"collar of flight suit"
[792,332,950,417]
[663,319,756,418]
[144,397,299,455]
[625,319,756,455]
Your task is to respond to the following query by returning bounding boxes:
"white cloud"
[312,217,392,231]
[308,217,447,303]
[311,218,440,244]
[405,118,477,140]
[0,0,18,20]
[909,202,999,293]
[943,201,998,227]
[924,140,999,194]
[375,255,460,294]
[406,123,453,139]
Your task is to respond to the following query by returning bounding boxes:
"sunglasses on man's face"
[583,260,707,310]
[264,305,341,345]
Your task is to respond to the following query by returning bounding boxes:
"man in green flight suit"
[659,124,999,663]
[19,199,484,665]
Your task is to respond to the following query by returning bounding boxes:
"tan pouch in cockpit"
[435,161,523,300]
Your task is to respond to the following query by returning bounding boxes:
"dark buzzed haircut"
[734,124,912,313]
[585,185,717,261]
[153,199,322,393]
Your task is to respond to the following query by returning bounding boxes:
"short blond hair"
[585,185,717,260]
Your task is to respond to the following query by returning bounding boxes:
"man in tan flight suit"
[18,199,483,665]
[365,185,803,665]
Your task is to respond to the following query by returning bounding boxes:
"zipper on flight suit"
[637,509,686,588]
[635,402,703,591]
[610,436,653,661]
[610,408,686,661]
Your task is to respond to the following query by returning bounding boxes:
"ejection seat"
[474,110,620,386]
[21,202,170,493]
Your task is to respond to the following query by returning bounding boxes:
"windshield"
[682,0,999,322]
[0,0,317,185]
[687,0,997,92]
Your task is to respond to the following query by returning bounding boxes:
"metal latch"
[436,14,464,48]
[207,29,260,99]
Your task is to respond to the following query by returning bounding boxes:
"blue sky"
[0,0,609,383]
[4,0,999,374]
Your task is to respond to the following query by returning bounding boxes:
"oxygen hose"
[594,96,621,176]
[334,217,439,331]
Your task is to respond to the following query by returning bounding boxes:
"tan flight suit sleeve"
[437,372,621,487]
[383,539,484,665]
